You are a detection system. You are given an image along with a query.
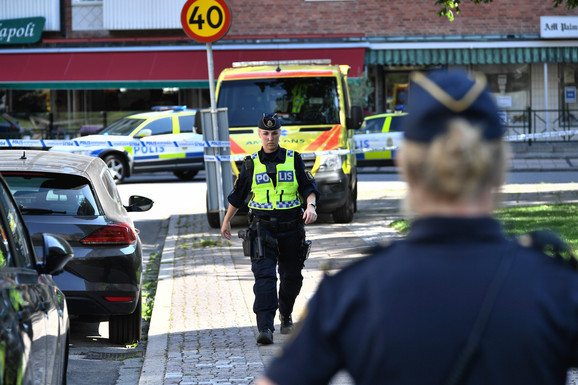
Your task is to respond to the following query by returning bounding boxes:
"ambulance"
[210,60,364,226]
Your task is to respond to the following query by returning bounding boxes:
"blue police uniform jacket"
[265,217,578,385]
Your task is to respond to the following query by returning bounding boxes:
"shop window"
[385,72,411,113]
[559,64,578,125]
[473,64,530,126]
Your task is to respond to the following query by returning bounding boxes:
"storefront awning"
[0,46,365,90]
[366,46,578,66]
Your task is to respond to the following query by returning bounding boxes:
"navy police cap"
[403,70,504,142]
[258,113,281,130]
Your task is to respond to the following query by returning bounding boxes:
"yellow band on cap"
[410,71,487,113]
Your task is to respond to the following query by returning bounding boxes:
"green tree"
[348,73,374,110]
[437,0,578,21]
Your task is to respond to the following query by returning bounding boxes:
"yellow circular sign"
[181,0,231,43]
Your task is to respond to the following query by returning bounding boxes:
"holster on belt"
[237,228,253,257]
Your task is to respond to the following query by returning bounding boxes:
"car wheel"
[109,296,142,345]
[207,211,221,229]
[206,192,221,229]
[173,170,198,180]
[332,189,355,223]
[103,154,128,183]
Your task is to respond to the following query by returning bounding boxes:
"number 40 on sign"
[181,0,231,43]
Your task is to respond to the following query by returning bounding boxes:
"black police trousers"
[250,219,305,332]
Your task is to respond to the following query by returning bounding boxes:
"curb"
[138,215,178,385]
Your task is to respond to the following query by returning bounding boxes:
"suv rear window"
[2,172,100,216]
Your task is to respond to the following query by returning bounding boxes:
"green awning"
[366,47,578,66]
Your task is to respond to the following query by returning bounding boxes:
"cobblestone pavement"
[136,180,578,385]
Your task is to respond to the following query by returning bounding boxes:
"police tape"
[204,146,398,162]
[0,139,231,148]
[504,129,578,142]
[2,128,576,162]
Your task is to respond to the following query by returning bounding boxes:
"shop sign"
[0,17,45,45]
[565,86,576,103]
[541,16,578,38]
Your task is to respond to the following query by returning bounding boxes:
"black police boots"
[257,329,273,345]
[280,314,293,335]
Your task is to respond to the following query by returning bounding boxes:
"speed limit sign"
[181,0,231,43]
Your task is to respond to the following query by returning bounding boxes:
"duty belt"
[250,215,302,231]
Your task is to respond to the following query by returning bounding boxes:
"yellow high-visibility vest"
[248,151,301,210]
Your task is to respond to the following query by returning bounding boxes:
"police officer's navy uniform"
[227,114,319,343]
[265,217,578,384]
[262,71,578,384]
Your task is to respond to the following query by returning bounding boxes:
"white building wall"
[0,0,60,31]
[103,0,183,30]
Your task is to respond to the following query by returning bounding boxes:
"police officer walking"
[257,70,578,384]
[221,113,320,345]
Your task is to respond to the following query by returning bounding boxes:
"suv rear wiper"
[19,207,67,215]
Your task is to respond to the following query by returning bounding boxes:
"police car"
[354,113,406,166]
[50,106,203,182]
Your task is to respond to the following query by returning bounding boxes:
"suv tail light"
[81,223,136,245]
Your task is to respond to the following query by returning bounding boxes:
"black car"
[0,150,153,345]
[0,172,72,384]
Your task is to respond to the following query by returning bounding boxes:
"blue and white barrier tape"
[0,139,230,148]
[504,129,578,142]
[2,129,577,162]
[203,146,398,162]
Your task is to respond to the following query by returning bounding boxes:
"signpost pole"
[205,41,225,224]
[181,0,231,227]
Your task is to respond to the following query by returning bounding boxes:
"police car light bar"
[232,59,332,68]
[151,105,187,112]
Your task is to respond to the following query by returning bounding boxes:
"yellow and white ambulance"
[213,60,364,224]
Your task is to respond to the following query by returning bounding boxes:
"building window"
[473,64,530,126]
[72,0,103,30]
[558,64,578,126]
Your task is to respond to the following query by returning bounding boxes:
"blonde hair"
[400,118,510,204]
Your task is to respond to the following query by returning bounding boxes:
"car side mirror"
[194,112,203,134]
[38,233,73,276]
[347,105,364,130]
[136,129,152,138]
[124,195,154,212]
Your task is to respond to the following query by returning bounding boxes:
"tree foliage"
[436,0,578,21]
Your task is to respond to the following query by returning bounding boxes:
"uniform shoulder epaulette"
[518,230,578,270]
[243,155,254,172]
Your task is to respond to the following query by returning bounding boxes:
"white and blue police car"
[50,106,203,182]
